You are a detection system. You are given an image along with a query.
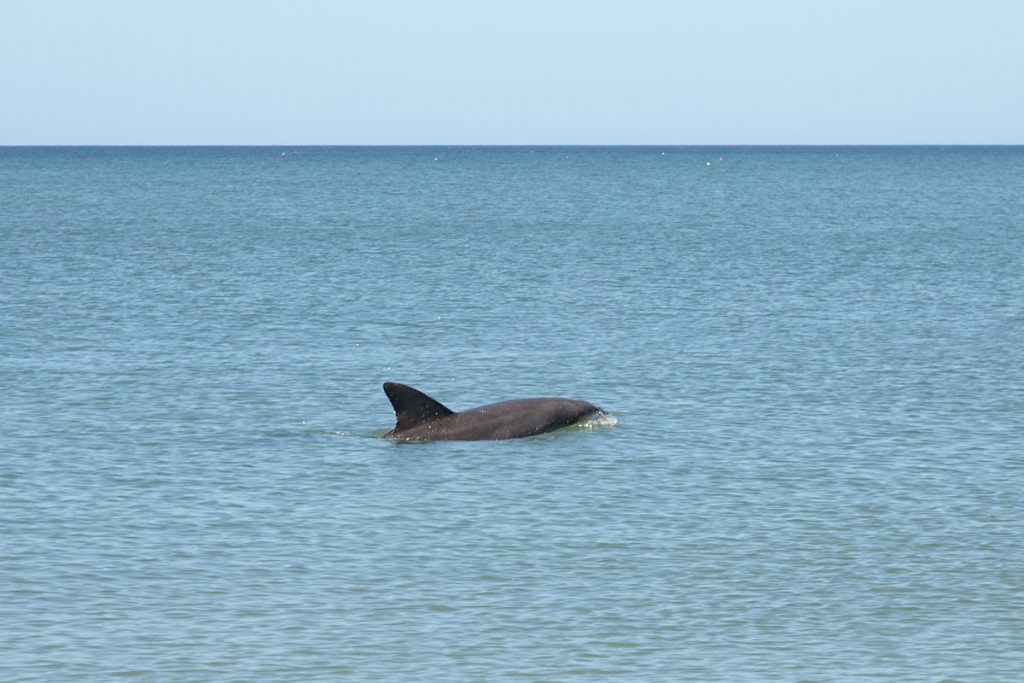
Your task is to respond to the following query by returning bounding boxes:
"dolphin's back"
[383,383,600,441]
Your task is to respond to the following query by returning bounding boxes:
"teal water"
[2,146,1022,681]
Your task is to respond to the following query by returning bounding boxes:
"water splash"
[576,411,618,430]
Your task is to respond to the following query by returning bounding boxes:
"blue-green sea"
[2,146,1022,681]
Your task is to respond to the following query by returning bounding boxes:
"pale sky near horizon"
[2,0,1022,145]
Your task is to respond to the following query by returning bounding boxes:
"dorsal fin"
[383,382,455,432]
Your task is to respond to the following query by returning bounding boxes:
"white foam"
[577,411,618,430]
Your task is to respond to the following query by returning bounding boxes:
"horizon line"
[2,143,1022,148]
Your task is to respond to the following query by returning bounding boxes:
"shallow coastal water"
[2,146,1022,681]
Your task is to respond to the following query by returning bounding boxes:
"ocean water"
[1,146,1022,681]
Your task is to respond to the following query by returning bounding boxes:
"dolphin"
[382,382,602,441]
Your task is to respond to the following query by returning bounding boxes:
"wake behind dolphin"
[382,382,603,441]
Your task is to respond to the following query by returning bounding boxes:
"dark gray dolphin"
[383,382,602,441]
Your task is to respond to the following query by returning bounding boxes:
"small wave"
[318,429,393,439]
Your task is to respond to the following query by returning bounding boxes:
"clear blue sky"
[2,0,1021,144]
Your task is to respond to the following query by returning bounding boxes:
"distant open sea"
[2,146,1022,681]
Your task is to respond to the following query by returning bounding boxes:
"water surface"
[2,146,1022,681]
